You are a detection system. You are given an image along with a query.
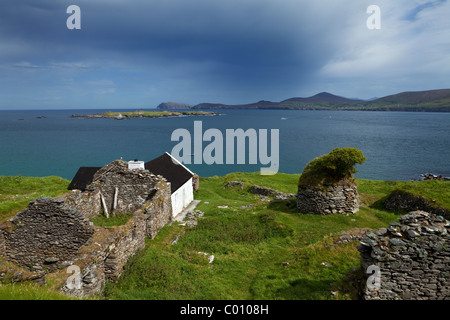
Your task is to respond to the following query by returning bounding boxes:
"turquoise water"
[0,109,449,181]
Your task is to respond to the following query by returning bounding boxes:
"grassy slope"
[104,173,449,300]
[0,173,448,300]
[0,176,70,222]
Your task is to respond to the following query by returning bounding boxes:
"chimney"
[128,159,145,170]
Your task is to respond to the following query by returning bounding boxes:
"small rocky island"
[71,110,219,120]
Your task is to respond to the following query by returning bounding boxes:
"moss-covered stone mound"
[297,148,366,215]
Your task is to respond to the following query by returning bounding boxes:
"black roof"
[145,153,194,193]
[67,167,101,191]
[67,153,194,193]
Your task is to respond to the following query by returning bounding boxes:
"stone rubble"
[249,185,296,201]
[224,181,244,189]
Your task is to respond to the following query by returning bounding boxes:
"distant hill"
[187,92,365,110]
[156,102,193,110]
[282,92,360,104]
[194,100,280,110]
[279,92,362,109]
[189,93,357,110]
[359,89,450,112]
[158,89,450,112]
[370,89,450,105]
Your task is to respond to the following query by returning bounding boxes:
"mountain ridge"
[156,89,450,112]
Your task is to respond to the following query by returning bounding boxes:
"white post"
[100,191,109,218]
[113,187,118,216]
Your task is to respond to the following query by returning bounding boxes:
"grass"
[0,176,70,222]
[0,282,74,300]
[0,172,448,300]
[104,173,449,300]
[357,178,450,209]
[0,257,77,300]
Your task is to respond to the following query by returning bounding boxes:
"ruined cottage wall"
[358,211,450,300]
[66,189,102,219]
[103,211,147,281]
[297,184,359,215]
[143,180,173,239]
[61,211,147,297]
[86,161,161,216]
[0,160,183,297]
[0,197,94,269]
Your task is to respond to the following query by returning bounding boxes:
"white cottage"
[68,153,196,219]
[145,152,195,218]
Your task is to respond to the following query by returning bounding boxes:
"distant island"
[71,110,219,119]
[157,89,450,112]
[156,102,193,110]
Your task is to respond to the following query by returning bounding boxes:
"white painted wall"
[171,177,194,218]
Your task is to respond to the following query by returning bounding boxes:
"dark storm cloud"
[73,0,336,93]
[0,0,449,109]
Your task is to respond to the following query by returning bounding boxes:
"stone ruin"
[358,211,450,300]
[297,183,359,215]
[0,160,173,297]
[296,148,365,215]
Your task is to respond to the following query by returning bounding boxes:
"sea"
[0,109,449,182]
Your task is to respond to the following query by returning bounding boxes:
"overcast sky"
[0,0,449,109]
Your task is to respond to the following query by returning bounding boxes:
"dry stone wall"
[0,197,94,270]
[358,211,450,300]
[61,211,148,297]
[297,184,359,215]
[143,181,173,239]
[66,189,101,219]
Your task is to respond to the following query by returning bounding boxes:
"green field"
[0,173,448,300]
